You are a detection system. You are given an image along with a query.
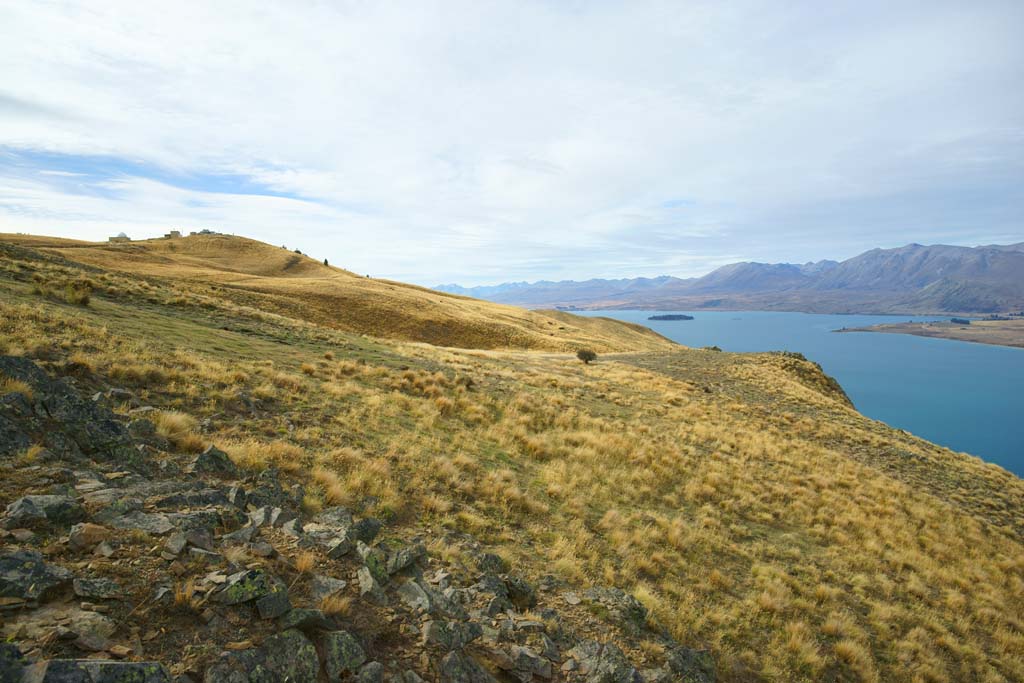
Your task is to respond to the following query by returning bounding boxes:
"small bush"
[0,375,34,401]
[576,349,597,365]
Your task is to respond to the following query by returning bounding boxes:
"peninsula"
[838,318,1024,349]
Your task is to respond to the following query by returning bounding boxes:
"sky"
[1,1,1022,286]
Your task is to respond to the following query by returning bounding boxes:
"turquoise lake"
[578,310,1024,477]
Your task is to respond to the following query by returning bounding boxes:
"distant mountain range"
[437,242,1024,314]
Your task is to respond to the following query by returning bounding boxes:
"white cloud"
[0,0,1021,284]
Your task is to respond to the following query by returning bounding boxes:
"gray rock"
[311,574,347,602]
[386,542,426,575]
[314,507,354,528]
[506,645,552,680]
[476,552,508,575]
[280,518,303,537]
[255,579,291,619]
[422,620,483,651]
[357,566,386,605]
[504,575,536,610]
[268,507,295,528]
[188,548,224,565]
[665,646,716,683]
[221,525,258,544]
[322,630,367,682]
[397,579,432,612]
[0,549,73,603]
[439,651,499,683]
[351,517,382,543]
[24,660,172,683]
[278,608,332,631]
[192,445,239,478]
[357,542,388,584]
[107,510,175,536]
[165,531,188,555]
[203,629,318,683]
[0,643,25,683]
[215,568,273,605]
[566,641,642,683]
[3,494,85,529]
[73,577,122,600]
[325,533,354,559]
[185,528,215,551]
[227,485,247,509]
[583,587,647,635]
[358,662,385,683]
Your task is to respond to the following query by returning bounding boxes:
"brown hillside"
[14,233,674,353]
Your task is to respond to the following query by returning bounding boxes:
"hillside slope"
[0,233,673,353]
[0,237,1022,682]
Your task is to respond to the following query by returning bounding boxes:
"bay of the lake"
[578,310,1024,477]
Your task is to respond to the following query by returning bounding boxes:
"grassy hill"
[0,233,672,353]
[1,234,1022,682]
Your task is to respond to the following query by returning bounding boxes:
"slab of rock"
[73,577,123,600]
[69,523,112,552]
[322,630,366,682]
[311,574,347,603]
[204,629,318,683]
[583,587,647,635]
[357,566,386,605]
[23,660,171,683]
[3,494,85,529]
[422,620,483,651]
[215,568,273,605]
[0,549,73,603]
[255,579,291,619]
[386,542,426,575]
[0,643,25,682]
[107,510,175,536]
[439,651,499,683]
[279,608,332,632]
[358,661,385,683]
[566,641,642,683]
[192,445,239,478]
[665,646,716,683]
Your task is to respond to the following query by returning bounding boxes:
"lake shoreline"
[836,319,1024,349]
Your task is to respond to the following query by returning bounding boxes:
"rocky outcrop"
[0,356,715,682]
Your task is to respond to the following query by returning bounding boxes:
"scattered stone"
[10,528,34,542]
[73,577,123,600]
[563,592,581,605]
[215,568,273,605]
[439,651,499,683]
[107,510,175,536]
[188,548,224,565]
[279,608,332,631]
[506,645,552,680]
[359,661,385,683]
[351,517,382,543]
[93,541,114,558]
[23,660,172,683]
[269,507,295,528]
[185,528,215,551]
[566,641,642,683]
[422,620,483,651]
[386,542,426,575]
[226,485,247,509]
[583,587,647,635]
[281,518,303,537]
[665,646,716,683]
[476,552,508,575]
[322,630,367,682]
[165,531,188,555]
[0,549,73,603]
[397,579,432,612]
[357,566,387,604]
[311,574,348,603]
[358,542,389,584]
[192,445,239,478]
[504,576,536,610]
[204,629,319,683]
[69,523,112,552]
[255,579,291,619]
[0,643,25,683]
[221,525,258,544]
[250,541,275,557]
[3,494,85,529]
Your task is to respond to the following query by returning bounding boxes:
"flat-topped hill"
[0,233,673,353]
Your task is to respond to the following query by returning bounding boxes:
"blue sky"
[1,1,1021,285]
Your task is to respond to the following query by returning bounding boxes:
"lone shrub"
[576,349,597,365]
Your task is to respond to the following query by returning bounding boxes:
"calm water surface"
[578,310,1024,476]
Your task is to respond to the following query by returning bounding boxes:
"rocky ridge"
[0,355,714,682]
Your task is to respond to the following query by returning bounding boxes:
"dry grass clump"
[0,374,34,401]
[224,438,305,473]
[320,593,352,617]
[31,275,93,306]
[153,410,205,453]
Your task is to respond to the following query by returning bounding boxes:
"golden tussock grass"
[2,239,1023,683]
[152,410,205,453]
[0,375,34,401]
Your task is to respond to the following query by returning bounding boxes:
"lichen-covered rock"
[0,643,25,683]
[503,576,536,610]
[357,566,387,605]
[357,542,389,585]
[311,574,347,603]
[0,355,139,467]
[665,646,716,682]
[73,577,123,600]
[582,588,647,635]
[385,541,426,575]
[422,620,483,651]
[278,608,332,632]
[3,494,85,529]
[322,630,367,682]
[255,578,291,619]
[358,661,385,683]
[192,445,239,478]
[106,510,175,536]
[215,569,273,605]
[204,629,318,683]
[0,549,73,603]
[68,523,112,552]
[566,641,642,683]
[23,660,172,683]
[439,651,499,683]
